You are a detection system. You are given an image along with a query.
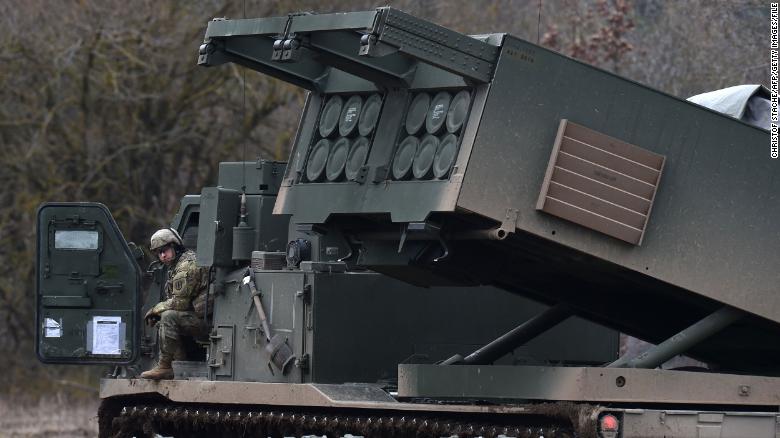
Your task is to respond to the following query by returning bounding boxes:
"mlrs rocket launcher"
[198,8,778,373]
[36,6,780,438]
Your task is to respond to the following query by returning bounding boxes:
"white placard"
[44,318,62,338]
[92,316,121,355]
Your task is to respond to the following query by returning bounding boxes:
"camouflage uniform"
[150,250,209,363]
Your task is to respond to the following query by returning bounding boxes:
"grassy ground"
[0,395,99,438]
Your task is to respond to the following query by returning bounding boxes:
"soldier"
[141,228,209,380]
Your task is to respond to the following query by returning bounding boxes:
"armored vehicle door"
[36,203,141,364]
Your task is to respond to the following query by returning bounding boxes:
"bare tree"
[0,0,304,395]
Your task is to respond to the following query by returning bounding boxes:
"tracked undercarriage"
[97,380,596,438]
[101,400,580,438]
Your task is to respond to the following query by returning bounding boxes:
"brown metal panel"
[555,152,656,200]
[551,167,651,214]
[547,182,647,229]
[559,137,660,185]
[564,121,665,169]
[537,120,665,245]
[541,197,643,244]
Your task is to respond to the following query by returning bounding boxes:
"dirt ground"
[0,396,99,438]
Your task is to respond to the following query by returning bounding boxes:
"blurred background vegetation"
[0,0,768,425]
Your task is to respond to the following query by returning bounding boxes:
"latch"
[295,354,310,372]
[96,281,123,294]
[296,284,312,302]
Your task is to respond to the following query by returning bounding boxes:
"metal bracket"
[500,208,519,237]
[197,39,217,65]
[295,284,312,303]
[432,235,450,263]
[96,281,124,294]
[271,12,300,61]
[295,353,310,372]
[335,227,357,262]
[398,221,441,253]
[358,8,390,58]
[353,165,369,184]
[371,164,390,183]
[296,223,328,235]
[359,33,400,57]
[280,37,303,62]
[271,38,284,61]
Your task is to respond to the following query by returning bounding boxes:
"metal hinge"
[295,354,310,372]
[296,284,312,302]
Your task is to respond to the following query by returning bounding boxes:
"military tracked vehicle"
[35,7,778,438]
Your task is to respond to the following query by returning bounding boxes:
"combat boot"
[140,357,174,380]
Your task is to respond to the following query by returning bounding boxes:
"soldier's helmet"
[150,228,184,253]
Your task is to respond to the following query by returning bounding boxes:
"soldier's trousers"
[158,310,209,362]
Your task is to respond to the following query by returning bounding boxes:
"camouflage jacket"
[151,250,209,314]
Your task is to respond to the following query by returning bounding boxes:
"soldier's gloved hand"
[144,308,160,327]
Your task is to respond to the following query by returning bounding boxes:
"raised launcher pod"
[198,8,779,374]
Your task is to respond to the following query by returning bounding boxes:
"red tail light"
[599,413,620,437]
